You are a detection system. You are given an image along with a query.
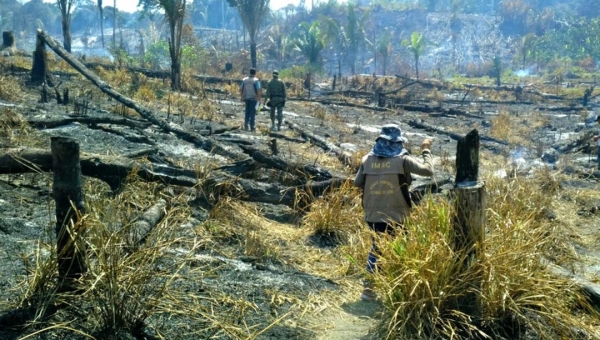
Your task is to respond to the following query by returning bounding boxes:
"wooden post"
[52,137,87,289]
[453,129,485,317]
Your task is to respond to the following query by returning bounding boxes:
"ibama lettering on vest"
[371,161,391,169]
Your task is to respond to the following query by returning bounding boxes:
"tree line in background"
[1,0,599,91]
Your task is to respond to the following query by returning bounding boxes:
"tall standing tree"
[402,32,425,80]
[139,0,187,91]
[97,0,104,47]
[226,0,270,68]
[57,0,76,52]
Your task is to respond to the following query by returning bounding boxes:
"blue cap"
[377,124,407,143]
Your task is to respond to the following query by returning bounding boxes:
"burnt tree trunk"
[36,30,245,161]
[52,137,87,289]
[61,15,72,53]
[453,129,485,319]
[30,34,54,86]
[2,31,15,48]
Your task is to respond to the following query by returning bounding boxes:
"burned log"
[407,120,508,147]
[127,199,167,247]
[27,115,152,130]
[285,121,355,168]
[291,98,388,112]
[36,30,245,161]
[238,144,334,182]
[0,148,346,208]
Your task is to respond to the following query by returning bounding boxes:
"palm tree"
[402,31,425,80]
[226,0,270,68]
[140,0,187,90]
[292,21,327,70]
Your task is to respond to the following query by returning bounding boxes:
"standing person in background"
[264,70,287,131]
[592,116,600,169]
[240,68,261,132]
[354,124,434,301]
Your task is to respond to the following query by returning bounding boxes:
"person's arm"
[283,80,287,99]
[354,163,366,188]
[404,138,434,177]
[255,80,262,102]
[240,81,244,102]
[263,81,270,104]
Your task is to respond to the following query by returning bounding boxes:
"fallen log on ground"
[28,115,153,130]
[407,120,509,146]
[285,120,355,168]
[0,148,345,208]
[127,199,167,247]
[291,98,388,112]
[238,144,334,182]
[36,30,245,161]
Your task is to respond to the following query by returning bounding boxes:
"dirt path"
[314,300,381,340]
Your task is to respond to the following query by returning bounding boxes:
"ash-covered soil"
[0,66,600,340]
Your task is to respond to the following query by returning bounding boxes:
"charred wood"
[36,30,246,161]
[285,121,355,168]
[27,115,152,130]
[407,120,508,147]
[238,144,334,182]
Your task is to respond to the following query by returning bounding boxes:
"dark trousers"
[244,99,257,130]
[270,104,283,127]
[366,222,401,273]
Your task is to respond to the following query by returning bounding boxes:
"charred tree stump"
[51,137,87,290]
[30,34,54,86]
[584,86,595,107]
[1,31,16,56]
[2,31,14,48]
[41,84,49,103]
[453,129,485,319]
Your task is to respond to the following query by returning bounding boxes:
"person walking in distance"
[264,70,287,131]
[240,68,261,132]
[354,124,434,301]
[592,115,600,169]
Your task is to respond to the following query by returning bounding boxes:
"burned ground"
[0,55,600,339]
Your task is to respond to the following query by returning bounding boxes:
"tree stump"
[30,34,54,86]
[453,129,485,318]
[1,31,16,56]
[52,137,87,289]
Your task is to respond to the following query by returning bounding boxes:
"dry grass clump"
[0,108,45,148]
[490,109,548,146]
[202,198,282,262]
[299,180,364,245]
[369,175,599,339]
[15,177,256,339]
[0,75,21,101]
